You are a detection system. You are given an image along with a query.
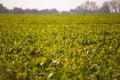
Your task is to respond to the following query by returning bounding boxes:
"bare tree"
[10,7,25,14]
[99,2,110,13]
[0,4,9,13]
[107,0,120,13]
[90,1,98,12]
[85,1,90,11]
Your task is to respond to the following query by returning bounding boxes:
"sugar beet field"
[0,14,120,80]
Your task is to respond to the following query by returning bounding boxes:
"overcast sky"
[0,0,110,11]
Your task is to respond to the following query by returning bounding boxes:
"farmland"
[0,14,120,80]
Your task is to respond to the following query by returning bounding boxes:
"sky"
[0,0,110,11]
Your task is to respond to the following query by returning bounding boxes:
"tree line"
[0,0,120,14]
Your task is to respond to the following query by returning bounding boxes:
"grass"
[0,14,120,80]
